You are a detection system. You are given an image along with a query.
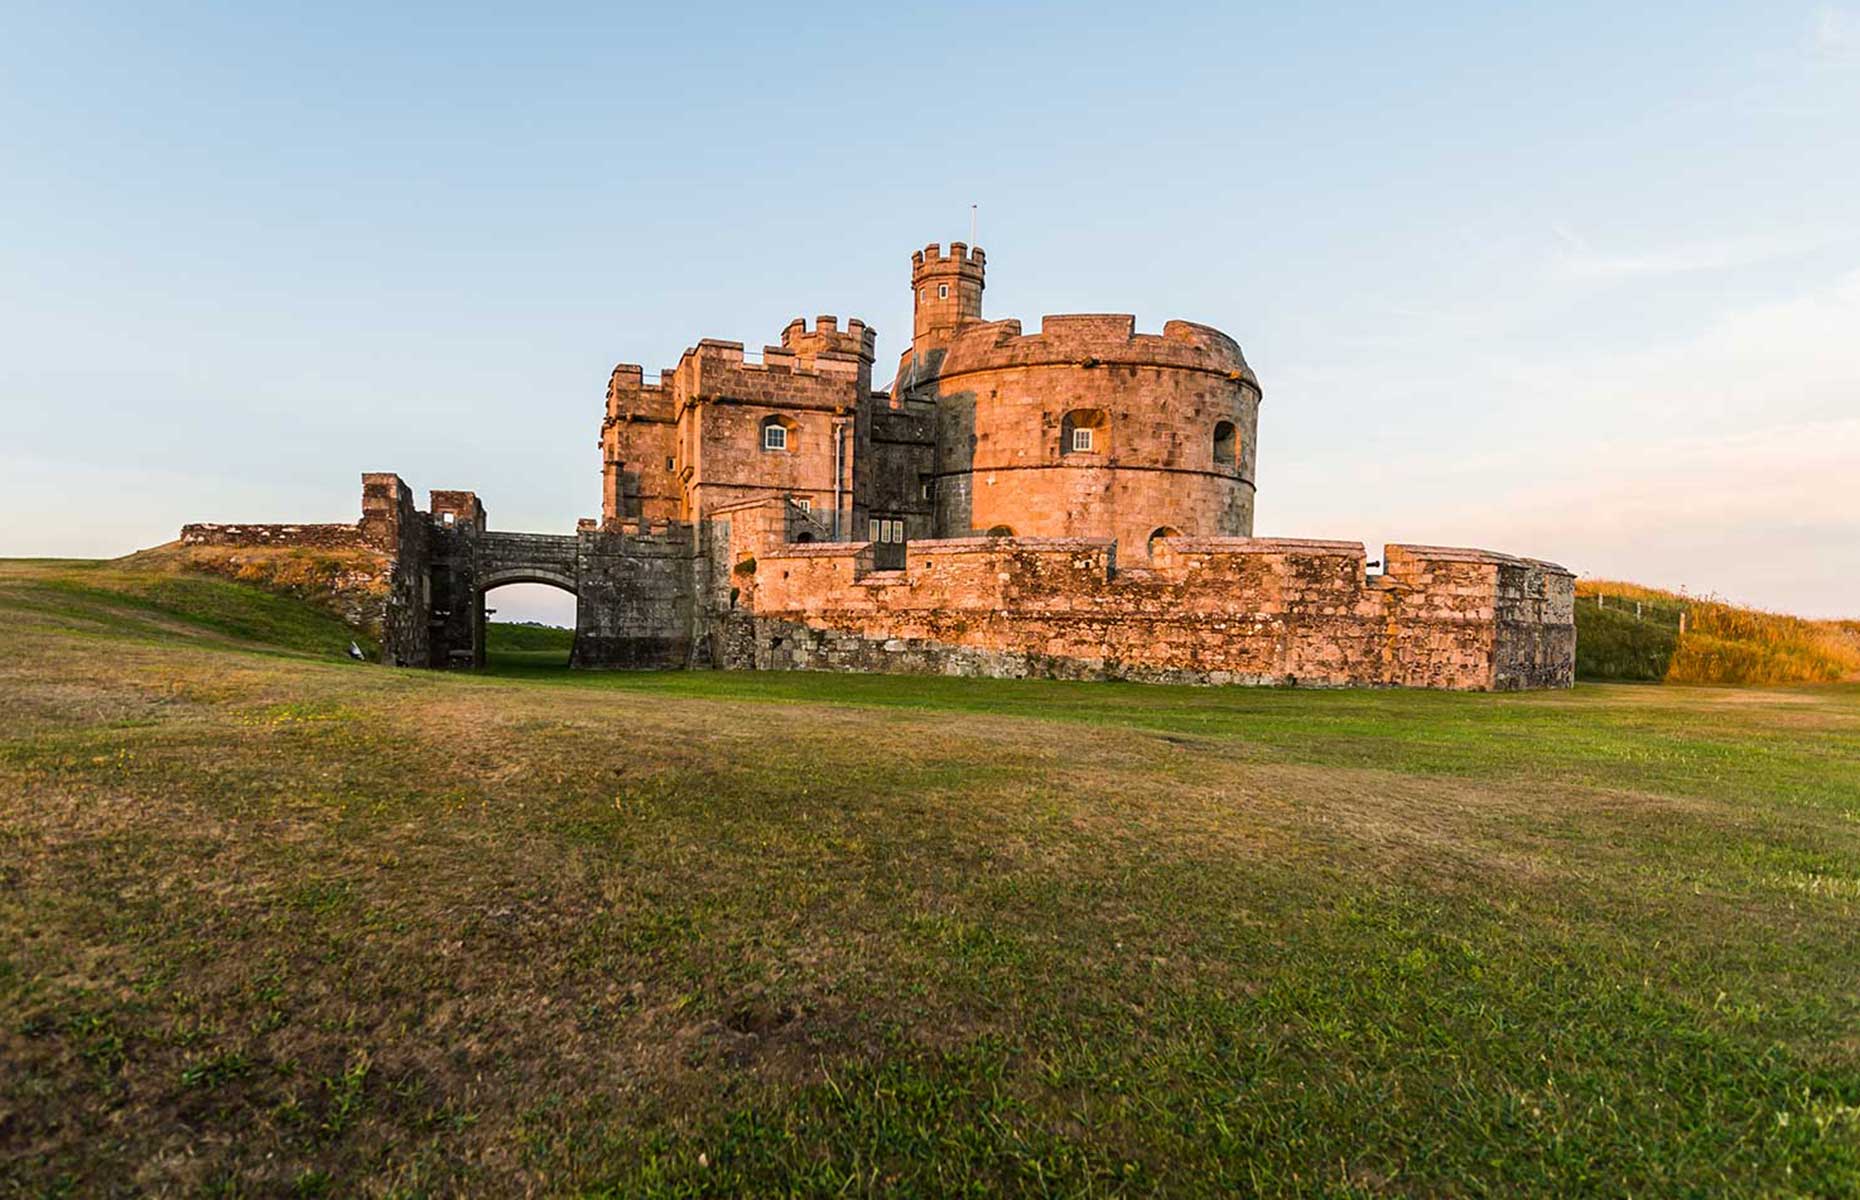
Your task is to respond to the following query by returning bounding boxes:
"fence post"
[1679,611,1687,635]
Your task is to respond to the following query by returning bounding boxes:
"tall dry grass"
[1578,579,1860,686]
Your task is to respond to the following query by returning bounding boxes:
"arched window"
[1061,409,1109,456]
[761,415,796,452]
[985,525,1015,537]
[1212,420,1237,467]
[1148,526,1183,557]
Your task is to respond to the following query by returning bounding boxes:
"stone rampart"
[727,512,1573,689]
[937,314,1256,383]
[180,523,367,550]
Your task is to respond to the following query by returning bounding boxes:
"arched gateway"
[359,476,698,670]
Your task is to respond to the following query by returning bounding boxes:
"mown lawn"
[2,559,1858,1196]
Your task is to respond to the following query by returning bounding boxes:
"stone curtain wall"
[176,478,1574,689]
[180,523,369,550]
[725,511,1574,690]
[573,524,698,668]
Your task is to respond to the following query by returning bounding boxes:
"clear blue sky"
[4,1,1857,622]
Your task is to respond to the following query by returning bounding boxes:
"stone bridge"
[477,531,581,596]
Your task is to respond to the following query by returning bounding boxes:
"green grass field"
[485,620,575,668]
[3,558,1859,1196]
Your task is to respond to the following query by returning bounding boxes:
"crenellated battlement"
[718,493,1573,689]
[672,331,870,384]
[779,314,877,363]
[911,241,986,274]
[935,313,1256,383]
[605,363,671,423]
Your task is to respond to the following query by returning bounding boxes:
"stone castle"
[181,241,1576,690]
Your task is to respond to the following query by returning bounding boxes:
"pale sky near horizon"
[3,2,1857,625]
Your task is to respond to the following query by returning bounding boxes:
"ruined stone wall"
[180,523,368,550]
[925,315,1260,555]
[726,513,1573,690]
[168,526,389,637]
[360,472,431,667]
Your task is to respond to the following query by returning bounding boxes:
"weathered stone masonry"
[715,503,1572,689]
[179,239,1576,690]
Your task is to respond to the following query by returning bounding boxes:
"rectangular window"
[920,480,933,500]
[888,520,903,543]
[795,497,810,513]
[868,519,880,542]
[763,424,787,451]
[937,284,949,300]
[1070,427,1094,452]
[665,456,675,471]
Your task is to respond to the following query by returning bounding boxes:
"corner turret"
[910,242,985,350]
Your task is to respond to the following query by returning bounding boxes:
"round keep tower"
[903,244,1261,558]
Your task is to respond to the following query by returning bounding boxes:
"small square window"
[442,512,455,525]
[795,497,810,513]
[937,284,949,300]
[1070,427,1094,453]
[763,424,787,451]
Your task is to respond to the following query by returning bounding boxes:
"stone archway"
[1147,526,1184,561]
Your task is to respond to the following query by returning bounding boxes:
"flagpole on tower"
[970,204,977,247]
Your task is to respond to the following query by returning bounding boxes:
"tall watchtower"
[910,242,985,353]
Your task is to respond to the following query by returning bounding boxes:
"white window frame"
[1070,426,1094,453]
[937,284,949,300]
[763,423,787,451]
[795,497,810,513]
[868,519,880,542]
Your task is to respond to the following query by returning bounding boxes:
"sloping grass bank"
[0,557,373,659]
[1577,578,1859,686]
[485,620,574,667]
